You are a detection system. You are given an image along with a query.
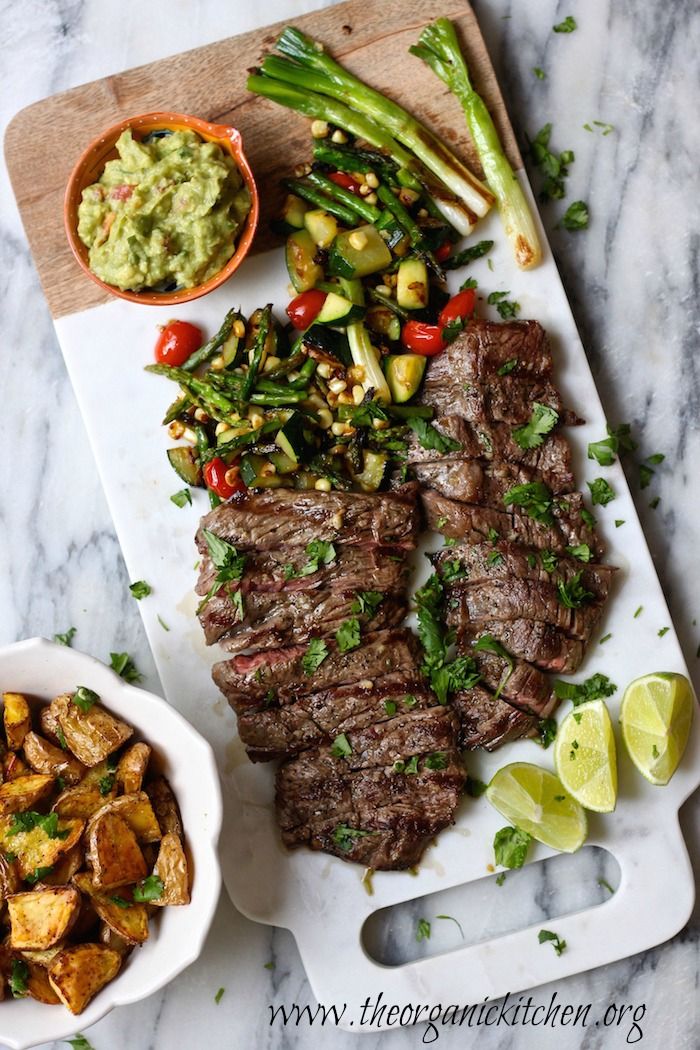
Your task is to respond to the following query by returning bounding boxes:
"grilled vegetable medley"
[0,689,189,1014]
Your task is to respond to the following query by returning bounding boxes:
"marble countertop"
[2,0,699,1047]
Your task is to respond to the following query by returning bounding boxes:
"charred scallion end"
[410,18,542,270]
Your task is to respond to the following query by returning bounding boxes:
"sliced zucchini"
[353,450,389,493]
[269,451,298,475]
[327,225,392,279]
[275,412,312,465]
[366,305,401,342]
[304,209,338,249]
[385,354,426,403]
[315,292,364,327]
[239,454,283,489]
[396,258,429,310]
[283,194,308,229]
[167,447,202,486]
[286,229,323,293]
[301,324,352,367]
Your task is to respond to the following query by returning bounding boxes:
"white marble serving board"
[51,167,700,1023]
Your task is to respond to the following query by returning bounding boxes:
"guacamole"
[77,128,251,291]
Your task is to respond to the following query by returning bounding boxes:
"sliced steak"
[423,320,553,383]
[196,544,409,598]
[422,488,601,555]
[431,542,616,599]
[466,649,559,719]
[453,684,538,750]
[238,677,432,761]
[212,628,422,713]
[446,579,603,641]
[201,588,405,651]
[421,375,578,426]
[197,483,420,552]
[406,416,574,493]
[458,620,584,674]
[413,459,576,506]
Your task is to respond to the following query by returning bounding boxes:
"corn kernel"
[331,421,355,437]
[329,378,347,394]
[194,408,209,423]
[373,418,390,431]
[210,354,225,370]
[311,119,329,138]
[314,478,331,492]
[260,462,277,477]
[337,392,354,405]
[317,362,332,379]
[347,365,365,383]
[331,129,348,144]
[352,384,365,405]
[233,319,246,339]
[417,208,429,219]
[248,411,264,428]
[224,466,240,486]
[317,408,333,429]
[365,171,379,189]
[263,356,281,373]
[215,421,229,436]
[375,284,392,297]
[168,421,185,440]
[365,192,378,205]
[349,230,368,251]
[359,183,371,196]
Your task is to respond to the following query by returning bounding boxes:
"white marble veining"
[2,1,700,1048]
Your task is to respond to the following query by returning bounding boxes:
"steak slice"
[196,543,409,598]
[453,684,538,750]
[458,620,584,674]
[467,649,559,719]
[423,320,553,383]
[201,588,405,651]
[431,542,616,598]
[213,628,421,713]
[238,676,431,761]
[422,488,601,555]
[446,579,604,641]
[406,416,574,493]
[413,460,576,506]
[421,375,578,426]
[197,483,420,552]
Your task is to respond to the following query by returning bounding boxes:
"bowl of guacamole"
[65,113,259,304]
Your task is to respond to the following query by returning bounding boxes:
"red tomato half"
[435,241,452,263]
[328,171,362,194]
[154,320,203,366]
[401,321,446,356]
[286,289,327,330]
[204,457,244,500]
[438,288,477,329]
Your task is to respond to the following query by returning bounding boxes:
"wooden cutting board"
[5,0,519,321]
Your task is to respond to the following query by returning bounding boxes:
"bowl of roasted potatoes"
[0,636,222,1049]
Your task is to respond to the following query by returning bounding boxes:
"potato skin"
[0,773,55,816]
[87,811,148,890]
[116,742,151,794]
[3,693,31,752]
[73,872,149,945]
[146,776,183,839]
[152,833,190,906]
[88,792,162,845]
[52,695,133,767]
[7,887,81,949]
[47,943,122,1015]
[23,732,85,786]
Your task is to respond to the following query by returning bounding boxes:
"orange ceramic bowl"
[64,112,259,306]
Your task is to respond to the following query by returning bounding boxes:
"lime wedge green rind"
[553,699,618,813]
[486,761,587,853]
[620,672,694,786]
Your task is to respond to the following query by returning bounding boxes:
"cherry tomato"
[328,171,362,195]
[435,240,452,263]
[203,457,244,500]
[286,289,327,330]
[154,320,203,366]
[401,321,446,356]
[438,288,477,329]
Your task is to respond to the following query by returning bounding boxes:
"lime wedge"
[553,699,617,812]
[620,672,694,785]
[486,762,587,853]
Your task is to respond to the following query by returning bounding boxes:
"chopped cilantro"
[639,463,655,489]
[129,581,151,600]
[553,16,577,32]
[109,895,131,909]
[487,290,520,319]
[133,875,164,903]
[109,651,142,684]
[384,700,397,717]
[512,403,559,450]
[495,872,506,886]
[9,959,29,998]
[335,617,361,653]
[561,200,589,230]
[494,826,531,869]
[330,733,352,758]
[425,752,448,770]
[72,686,99,713]
[503,481,553,524]
[465,776,487,798]
[436,914,465,938]
[54,627,77,647]
[538,929,567,955]
[215,987,225,1004]
[472,634,514,701]
[157,615,170,632]
[615,519,625,528]
[409,417,462,455]
[497,357,518,376]
[302,638,329,675]
[351,590,384,616]
[557,571,593,609]
[598,878,615,893]
[554,673,616,706]
[599,633,612,644]
[658,627,670,637]
[25,865,53,885]
[170,488,192,508]
[416,918,431,942]
[588,477,615,506]
[539,717,558,749]
[540,550,558,573]
[533,67,546,79]
[8,811,69,840]
[565,543,592,563]
[332,825,371,851]
[443,239,493,270]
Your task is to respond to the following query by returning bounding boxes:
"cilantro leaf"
[330,733,352,758]
[109,651,142,684]
[129,580,151,600]
[335,618,361,653]
[539,928,567,954]
[8,811,69,840]
[9,959,29,998]
[540,550,558,573]
[557,571,594,609]
[66,1036,95,1050]
[472,634,514,701]
[494,826,531,869]
[465,775,487,798]
[302,638,329,676]
[132,874,164,903]
[416,918,431,942]
[554,673,617,706]
[331,825,371,851]
[198,529,247,611]
[512,403,559,450]
[565,543,592,562]
[533,67,546,80]
[588,477,615,506]
[539,717,558,749]
[25,865,54,885]
[54,627,76,647]
[553,16,577,32]
[351,590,384,617]
[487,290,520,319]
[424,751,448,770]
[497,357,518,376]
[561,200,589,230]
[639,463,655,489]
[408,417,462,455]
[72,686,100,713]
[503,480,554,524]
[170,488,192,508]
[215,987,226,1004]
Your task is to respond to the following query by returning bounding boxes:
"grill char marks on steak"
[421,374,579,426]
[459,620,584,674]
[422,488,601,556]
[196,484,420,552]
[237,676,430,762]
[446,580,603,642]
[213,628,423,714]
[276,706,465,869]
[453,684,538,750]
[423,319,554,382]
[413,459,575,506]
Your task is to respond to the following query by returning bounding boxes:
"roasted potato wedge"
[52,694,133,767]
[23,733,85,786]
[2,751,28,781]
[38,704,62,747]
[0,854,21,901]
[7,887,81,949]
[53,760,117,821]
[0,815,84,881]
[99,921,132,957]
[3,694,31,752]
[0,773,54,816]
[152,833,190,906]
[18,946,63,966]
[41,845,84,887]
[25,959,62,1004]
[146,776,183,839]
[47,943,121,1015]
[116,742,151,794]
[89,792,162,845]
[87,812,147,890]
[73,872,149,945]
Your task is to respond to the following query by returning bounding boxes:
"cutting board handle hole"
[362,846,620,966]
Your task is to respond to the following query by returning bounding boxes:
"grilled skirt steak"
[422,320,553,383]
[213,628,422,714]
[453,684,538,750]
[197,484,420,552]
[458,619,585,674]
[421,374,580,426]
[469,649,558,718]
[413,459,576,505]
[447,580,604,641]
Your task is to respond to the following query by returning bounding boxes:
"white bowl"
[0,637,223,1050]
